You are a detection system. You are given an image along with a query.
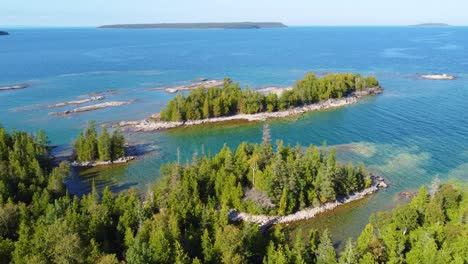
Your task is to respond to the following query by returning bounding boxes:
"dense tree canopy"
[154,141,371,216]
[74,122,126,162]
[160,73,380,121]
[0,125,466,264]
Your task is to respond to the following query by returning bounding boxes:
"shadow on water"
[65,163,139,197]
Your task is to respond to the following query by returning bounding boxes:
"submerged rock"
[399,190,417,199]
[48,96,105,108]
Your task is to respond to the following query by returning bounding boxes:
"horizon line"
[2,24,467,28]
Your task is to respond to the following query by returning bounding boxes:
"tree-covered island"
[160,73,381,122]
[73,122,132,166]
[0,125,467,263]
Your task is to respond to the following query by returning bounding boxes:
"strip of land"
[229,175,388,231]
[118,87,383,132]
[47,96,105,108]
[0,85,27,91]
[98,22,287,29]
[49,100,134,116]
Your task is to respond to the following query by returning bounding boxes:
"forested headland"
[155,140,373,216]
[1,125,466,263]
[160,73,381,122]
[73,121,126,162]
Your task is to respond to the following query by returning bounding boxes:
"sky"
[1,0,467,27]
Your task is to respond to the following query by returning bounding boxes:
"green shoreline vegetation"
[1,125,467,263]
[73,121,126,162]
[156,140,372,216]
[160,73,380,122]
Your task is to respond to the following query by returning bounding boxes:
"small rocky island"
[421,74,455,80]
[98,22,287,29]
[0,85,27,91]
[119,73,383,132]
[0,31,9,35]
[71,122,136,167]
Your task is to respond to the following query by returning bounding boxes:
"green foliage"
[154,141,369,216]
[160,73,380,121]
[74,122,126,162]
[1,126,467,264]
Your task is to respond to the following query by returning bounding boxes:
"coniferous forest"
[0,125,467,263]
[160,73,380,122]
[73,121,126,162]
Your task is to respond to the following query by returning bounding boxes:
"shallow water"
[1,26,467,244]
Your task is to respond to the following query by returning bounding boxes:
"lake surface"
[1,26,467,245]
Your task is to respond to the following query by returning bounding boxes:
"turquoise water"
[1,27,467,244]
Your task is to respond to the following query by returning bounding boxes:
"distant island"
[98,22,287,29]
[0,31,9,35]
[411,23,450,27]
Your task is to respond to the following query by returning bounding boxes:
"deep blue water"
[1,26,467,243]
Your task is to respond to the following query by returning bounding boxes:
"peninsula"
[0,31,8,35]
[119,73,383,131]
[98,22,287,29]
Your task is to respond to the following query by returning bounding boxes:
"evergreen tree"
[98,126,112,161]
[111,128,126,160]
[316,229,337,264]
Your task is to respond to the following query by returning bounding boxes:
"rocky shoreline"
[70,156,136,167]
[118,87,383,132]
[229,175,388,231]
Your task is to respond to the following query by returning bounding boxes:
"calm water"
[1,27,467,245]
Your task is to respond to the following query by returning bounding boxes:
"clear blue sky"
[2,0,467,26]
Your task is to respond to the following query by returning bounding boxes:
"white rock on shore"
[229,175,387,231]
[118,87,383,132]
[256,86,293,96]
[164,80,224,93]
[71,156,136,167]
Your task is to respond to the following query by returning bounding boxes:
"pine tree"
[339,239,358,264]
[202,96,211,119]
[98,126,112,161]
[278,187,289,216]
[316,229,337,264]
[111,128,125,160]
[84,121,98,161]
[74,132,85,161]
